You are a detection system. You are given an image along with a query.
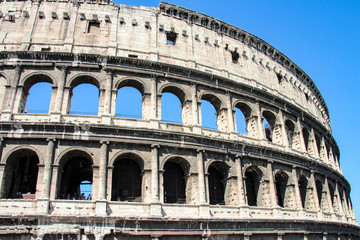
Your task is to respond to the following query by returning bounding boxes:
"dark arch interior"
[2,150,39,198]
[112,158,142,202]
[59,156,93,199]
[298,175,308,209]
[315,180,323,207]
[164,162,186,203]
[275,172,288,207]
[208,165,225,205]
[328,183,335,206]
[263,111,276,142]
[302,128,310,150]
[285,119,295,147]
[245,167,261,206]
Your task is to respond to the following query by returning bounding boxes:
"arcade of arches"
[0,144,354,218]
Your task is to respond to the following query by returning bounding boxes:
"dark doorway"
[275,172,288,208]
[112,159,142,202]
[245,168,260,206]
[298,175,308,209]
[164,162,186,203]
[3,150,39,198]
[208,165,225,205]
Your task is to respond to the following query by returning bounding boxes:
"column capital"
[46,138,56,142]
[100,140,110,145]
[197,148,205,153]
[55,64,69,72]
[14,64,22,72]
[151,144,160,149]
[103,67,114,74]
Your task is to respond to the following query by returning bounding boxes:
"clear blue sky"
[26,0,360,219]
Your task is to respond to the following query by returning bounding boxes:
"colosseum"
[0,0,358,239]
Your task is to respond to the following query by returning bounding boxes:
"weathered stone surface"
[0,0,358,239]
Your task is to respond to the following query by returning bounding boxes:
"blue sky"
[25,0,360,219]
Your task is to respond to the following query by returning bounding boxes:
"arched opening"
[115,86,143,119]
[112,158,142,202]
[163,162,186,203]
[302,128,310,151]
[208,162,228,205]
[161,92,182,124]
[59,155,93,200]
[201,100,217,130]
[69,83,99,115]
[234,103,251,134]
[20,74,54,114]
[285,119,295,147]
[24,82,53,114]
[245,166,262,206]
[315,180,323,207]
[201,94,222,130]
[275,171,289,208]
[262,111,276,142]
[1,149,39,199]
[298,175,308,209]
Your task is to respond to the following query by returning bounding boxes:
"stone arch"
[206,161,229,205]
[55,147,95,165]
[67,74,101,89]
[18,73,55,114]
[114,78,145,95]
[274,170,289,208]
[111,154,143,202]
[109,151,146,171]
[262,110,277,142]
[2,145,44,165]
[159,84,188,104]
[328,181,336,212]
[200,93,223,112]
[285,119,295,147]
[244,165,263,206]
[1,148,40,198]
[57,149,94,200]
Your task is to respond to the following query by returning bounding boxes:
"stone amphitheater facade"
[0,0,358,239]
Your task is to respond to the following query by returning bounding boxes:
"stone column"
[191,83,201,133]
[267,160,278,207]
[150,144,162,217]
[197,149,207,204]
[149,77,159,128]
[2,65,21,120]
[106,166,113,201]
[0,138,5,198]
[96,141,108,216]
[41,138,56,199]
[49,164,60,199]
[255,101,265,140]
[310,171,321,213]
[54,65,68,113]
[334,182,344,216]
[324,177,334,215]
[226,92,235,133]
[291,167,301,209]
[102,69,113,124]
[278,110,288,147]
[98,141,109,200]
[151,144,160,202]
[235,155,245,205]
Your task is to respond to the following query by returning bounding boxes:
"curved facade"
[0,1,358,239]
